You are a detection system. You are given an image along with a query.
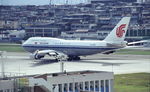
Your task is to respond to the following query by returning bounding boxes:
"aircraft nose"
[22,40,27,47]
[22,44,25,49]
[22,42,25,47]
[21,41,28,51]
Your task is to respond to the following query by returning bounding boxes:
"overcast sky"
[1,0,87,5]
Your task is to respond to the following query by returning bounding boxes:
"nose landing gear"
[67,56,80,61]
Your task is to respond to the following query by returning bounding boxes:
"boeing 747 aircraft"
[22,17,131,61]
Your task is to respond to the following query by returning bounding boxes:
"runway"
[0,52,150,77]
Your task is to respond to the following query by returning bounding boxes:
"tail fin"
[104,17,131,43]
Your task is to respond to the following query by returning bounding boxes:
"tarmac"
[0,52,150,77]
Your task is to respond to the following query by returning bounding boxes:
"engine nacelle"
[30,53,44,60]
[102,50,116,54]
[29,50,68,61]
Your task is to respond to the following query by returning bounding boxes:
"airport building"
[0,80,14,92]
[29,70,114,92]
[0,70,114,92]
[25,23,62,38]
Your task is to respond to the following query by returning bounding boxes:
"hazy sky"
[1,0,87,5]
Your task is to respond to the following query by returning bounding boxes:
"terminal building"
[0,80,14,92]
[29,70,114,92]
[0,70,114,92]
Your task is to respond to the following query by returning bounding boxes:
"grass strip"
[0,44,25,52]
[114,73,150,92]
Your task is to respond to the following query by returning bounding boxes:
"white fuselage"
[22,37,118,56]
[22,17,130,58]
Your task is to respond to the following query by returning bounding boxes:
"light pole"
[60,61,64,72]
[0,51,6,79]
[111,64,114,72]
[58,53,68,73]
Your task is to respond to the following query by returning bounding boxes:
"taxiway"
[0,52,150,76]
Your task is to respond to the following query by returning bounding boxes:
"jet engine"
[102,50,116,54]
[30,51,44,59]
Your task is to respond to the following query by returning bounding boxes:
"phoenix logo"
[116,24,126,38]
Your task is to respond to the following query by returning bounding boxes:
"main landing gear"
[67,56,80,61]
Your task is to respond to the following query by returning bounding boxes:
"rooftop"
[43,70,113,77]
[0,70,113,80]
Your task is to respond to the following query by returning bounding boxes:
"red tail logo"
[116,24,126,38]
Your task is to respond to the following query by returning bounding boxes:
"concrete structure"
[137,0,150,3]
[0,1,150,42]
[126,26,150,41]
[29,70,114,92]
[61,30,109,40]
[91,0,116,4]
[25,24,61,38]
[0,80,14,92]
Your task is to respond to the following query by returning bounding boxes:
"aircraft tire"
[68,56,80,61]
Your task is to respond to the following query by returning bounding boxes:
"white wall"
[47,72,114,92]
[0,80,14,92]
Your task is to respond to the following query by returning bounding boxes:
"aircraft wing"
[127,40,148,46]
[30,49,68,61]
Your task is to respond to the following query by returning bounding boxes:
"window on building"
[130,29,134,36]
[90,81,94,91]
[142,30,146,36]
[4,89,9,92]
[138,30,142,36]
[79,82,83,91]
[58,84,62,92]
[133,30,138,36]
[75,82,79,92]
[85,81,89,91]
[44,29,52,32]
[52,84,57,92]
[98,33,102,36]
[147,29,150,36]
[105,80,109,92]
[11,89,13,92]
[7,89,10,92]
[35,33,42,36]
[69,83,73,92]
[101,80,104,92]
[35,29,42,33]
[95,80,99,91]
[64,83,68,92]
[103,33,108,36]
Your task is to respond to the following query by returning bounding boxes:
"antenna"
[49,0,52,12]
[49,0,52,6]
[60,61,64,72]
[0,51,7,79]
[1,0,9,5]
[1,0,3,5]
[87,0,91,3]
[66,0,68,5]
